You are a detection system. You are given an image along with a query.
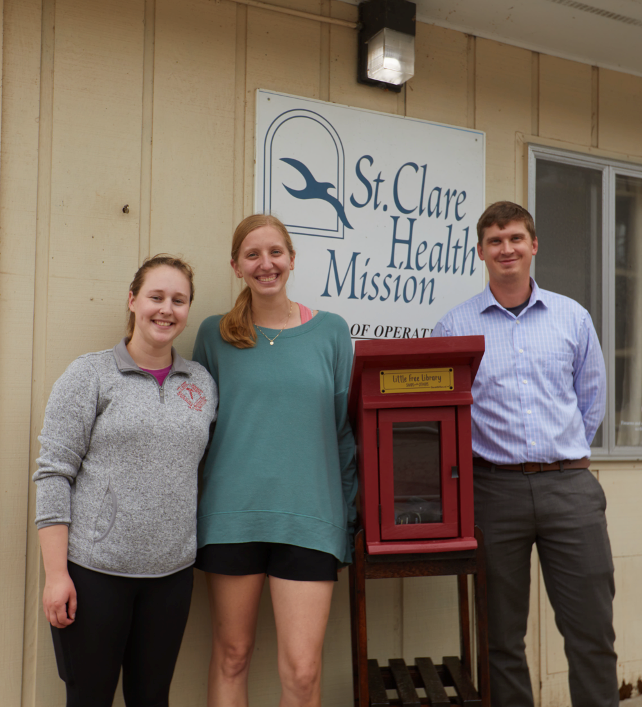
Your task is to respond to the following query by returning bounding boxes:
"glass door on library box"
[378,406,459,541]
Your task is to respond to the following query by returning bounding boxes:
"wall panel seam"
[466,35,475,130]
[591,66,599,149]
[22,0,55,704]
[319,0,330,102]
[139,0,156,264]
[531,52,539,137]
[0,0,4,152]
[233,3,247,307]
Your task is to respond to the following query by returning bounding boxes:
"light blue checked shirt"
[432,279,606,464]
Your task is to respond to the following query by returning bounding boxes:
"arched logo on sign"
[262,109,349,239]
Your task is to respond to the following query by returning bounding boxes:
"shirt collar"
[113,337,191,375]
[478,278,548,315]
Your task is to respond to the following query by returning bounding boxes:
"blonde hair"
[126,254,195,339]
[220,215,295,349]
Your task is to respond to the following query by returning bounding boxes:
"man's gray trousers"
[473,465,618,707]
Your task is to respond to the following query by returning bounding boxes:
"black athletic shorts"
[195,542,338,582]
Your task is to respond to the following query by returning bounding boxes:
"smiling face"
[231,225,295,300]
[128,265,192,351]
[477,219,538,287]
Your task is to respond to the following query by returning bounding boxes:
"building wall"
[2,1,642,705]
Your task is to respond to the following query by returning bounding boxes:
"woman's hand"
[42,571,77,628]
[38,525,77,628]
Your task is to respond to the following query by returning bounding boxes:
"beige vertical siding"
[407,24,469,127]
[0,0,39,705]
[2,1,642,705]
[150,0,238,350]
[596,464,642,702]
[476,40,532,204]
[539,55,592,146]
[598,69,642,156]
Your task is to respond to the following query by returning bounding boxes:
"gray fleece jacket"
[34,339,217,577]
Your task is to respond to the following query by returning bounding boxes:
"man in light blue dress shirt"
[432,201,618,707]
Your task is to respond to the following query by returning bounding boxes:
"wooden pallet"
[368,657,481,707]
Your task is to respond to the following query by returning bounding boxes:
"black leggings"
[51,562,193,707]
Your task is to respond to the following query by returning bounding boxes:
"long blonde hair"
[220,214,295,349]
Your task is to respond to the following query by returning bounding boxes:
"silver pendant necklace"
[254,300,293,346]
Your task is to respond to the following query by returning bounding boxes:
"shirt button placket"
[516,318,533,456]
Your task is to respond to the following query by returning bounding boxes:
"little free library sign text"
[379,368,454,394]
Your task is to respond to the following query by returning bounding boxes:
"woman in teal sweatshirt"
[193,214,357,707]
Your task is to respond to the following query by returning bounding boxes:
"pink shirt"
[140,364,172,387]
[298,303,313,324]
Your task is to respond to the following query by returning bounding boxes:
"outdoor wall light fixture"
[357,0,416,92]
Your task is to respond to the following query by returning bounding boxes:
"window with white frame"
[529,145,642,457]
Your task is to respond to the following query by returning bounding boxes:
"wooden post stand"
[349,526,490,707]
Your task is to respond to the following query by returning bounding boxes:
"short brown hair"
[220,214,295,349]
[126,254,195,338]
[477,201,536,244]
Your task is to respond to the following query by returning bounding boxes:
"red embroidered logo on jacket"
[177,382,207,411]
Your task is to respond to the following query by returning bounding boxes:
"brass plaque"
[380,368,454,394]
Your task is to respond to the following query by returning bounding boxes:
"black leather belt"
[473,457,590,474]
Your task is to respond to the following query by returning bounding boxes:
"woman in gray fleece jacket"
[33,255,217,707]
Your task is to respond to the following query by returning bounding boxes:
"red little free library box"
[348,336,485,555]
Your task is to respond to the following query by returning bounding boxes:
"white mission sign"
[255,90,485,340]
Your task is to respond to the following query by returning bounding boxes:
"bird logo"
[280,158,353,230]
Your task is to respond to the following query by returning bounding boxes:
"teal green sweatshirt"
[193,311,357,565]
